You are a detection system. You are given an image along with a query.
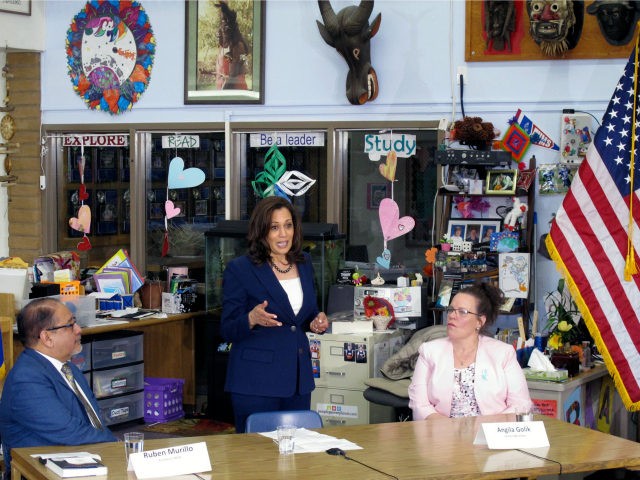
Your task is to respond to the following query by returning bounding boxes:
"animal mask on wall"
[316,0,381,105]
[525,0,584,56]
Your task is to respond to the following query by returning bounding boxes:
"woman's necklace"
[270,260,293,274]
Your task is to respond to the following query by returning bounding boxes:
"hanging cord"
[517,449,563,476]
[459,75,465,119]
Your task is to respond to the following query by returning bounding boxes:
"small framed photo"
[486,169,517,194]
[195,199,208,216]
[367,183,388,209]
[150,202,164,219]
[447,219,501,243]
[174,201,186,217]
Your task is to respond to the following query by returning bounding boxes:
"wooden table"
[13,312,206,405]
[10,415,640,479]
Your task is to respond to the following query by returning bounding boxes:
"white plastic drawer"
[97,391,144,426]
[92,331,143,369]
[92,362,144,399]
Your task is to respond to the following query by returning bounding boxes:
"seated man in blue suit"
[0,297,116,477]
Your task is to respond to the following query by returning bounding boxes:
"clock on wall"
[66,1,156,115]
[0,114,15,141]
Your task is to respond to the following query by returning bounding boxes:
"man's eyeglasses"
[46,318,77,331]
[445,307,481,317]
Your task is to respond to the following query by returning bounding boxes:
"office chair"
[245,410,323,433]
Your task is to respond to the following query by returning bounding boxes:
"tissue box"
[523,368,569,382]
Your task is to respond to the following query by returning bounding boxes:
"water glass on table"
[124,431,144,464]
[276,425,296,455]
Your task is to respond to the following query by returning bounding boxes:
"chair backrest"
[245,410,323,433]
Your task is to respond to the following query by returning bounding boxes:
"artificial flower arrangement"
[544,278,581,351]
[363,295,395,330]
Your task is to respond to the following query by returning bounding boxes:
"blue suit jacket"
[221,253,320,397]
[0,348,116,470]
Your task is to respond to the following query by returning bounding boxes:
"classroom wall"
[2,0,630,323]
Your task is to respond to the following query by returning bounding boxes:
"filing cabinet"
[307,330,405,426]
[71,330,144,426]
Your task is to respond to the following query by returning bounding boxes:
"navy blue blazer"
[0,348,116,470]
[221,253,320,398]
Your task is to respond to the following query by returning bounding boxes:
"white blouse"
[280,277,303,315]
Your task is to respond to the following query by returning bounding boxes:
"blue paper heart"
[168,157,206,189]
[376,248,391,269]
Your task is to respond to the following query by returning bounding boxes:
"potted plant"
[544,278,582,376]
[440,233,454,251]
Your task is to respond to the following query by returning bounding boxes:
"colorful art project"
[251,144,317,199]
[66,1,155,114]
[161,157,206,256]
[376,198,415,269]
[68,152,92,251]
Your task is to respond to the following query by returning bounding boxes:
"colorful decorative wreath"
[66,1,155,115]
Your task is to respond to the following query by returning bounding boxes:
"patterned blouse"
[450,363,481,417]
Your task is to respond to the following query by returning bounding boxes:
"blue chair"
[245,410,323,433]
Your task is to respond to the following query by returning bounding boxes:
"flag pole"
[625,26,640,280]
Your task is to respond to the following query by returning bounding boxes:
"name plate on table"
[473,422,550,449]
[130,442,211,479]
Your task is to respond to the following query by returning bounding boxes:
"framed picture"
[447,219,501,244]
[486,170,517,194]
[184,0,266,104]
[0,0,30,15]
[367,183,388,209]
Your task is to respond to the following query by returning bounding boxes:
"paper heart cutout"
[77,236,92,251]
[69,205,91,233]
[379,198,415,241]
[376,248,391,269]
[79,184,88,201]
[168,157,206,189]
[378,150,397,182]
[165,200,181,219]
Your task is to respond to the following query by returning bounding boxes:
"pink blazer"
[408,335,532,420]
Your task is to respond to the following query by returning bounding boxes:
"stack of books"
[93,249,144,295]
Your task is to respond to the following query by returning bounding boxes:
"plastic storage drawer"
[92,362,144,399]
[97,391,144,426]
[71,341,92,372]
[91,331,143,369]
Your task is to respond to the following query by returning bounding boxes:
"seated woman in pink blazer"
[409,283,531,419]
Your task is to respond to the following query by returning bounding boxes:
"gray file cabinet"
[307,330,405,426]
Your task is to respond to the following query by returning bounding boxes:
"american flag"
[546,43,640,411]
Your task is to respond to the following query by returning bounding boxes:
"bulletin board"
[465,0,638,62]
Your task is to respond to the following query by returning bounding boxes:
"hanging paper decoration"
[251,144,317,199]
[69,151,92,251]
[501,123,531,161]
[168,157,206,189]
[378,150,397,182]
[66,1,155,114]
[162,156,206,257]
[164,200,181,219]
[69,205,91,233]
[376,198,415,269]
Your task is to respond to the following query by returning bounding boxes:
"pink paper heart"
[165,200,181,219]
[69,205,91,233]
[378,198,415,241]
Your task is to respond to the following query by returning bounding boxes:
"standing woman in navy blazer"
[221,196,329,432]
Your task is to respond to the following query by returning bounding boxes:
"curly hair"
[458,282,505,334]
[247,197,304,266]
